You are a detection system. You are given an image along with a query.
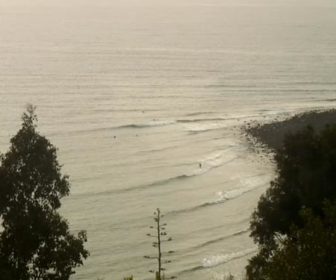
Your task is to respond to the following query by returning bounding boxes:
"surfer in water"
[199,162,202,169]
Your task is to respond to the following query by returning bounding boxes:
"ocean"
[0,0,336,279]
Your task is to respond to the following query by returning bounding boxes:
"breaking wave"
[180,248,257,275]
[168,174,270,216]
[199,228,250,248]
[202,248,257,268]
[177,117,228,123]
[116,120,176,129]
[111,150,240,194]
[72,150,242,198]
[183,228,250,253]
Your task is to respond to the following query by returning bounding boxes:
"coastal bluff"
[244,109,336,151]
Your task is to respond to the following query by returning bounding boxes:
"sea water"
[0,0,336,279]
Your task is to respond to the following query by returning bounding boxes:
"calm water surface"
[1,0,336,279]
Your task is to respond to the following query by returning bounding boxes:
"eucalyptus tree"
[0,105,89,280]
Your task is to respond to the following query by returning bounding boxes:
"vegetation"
[264,202,336,280]
[144,208,175,280]
[6,107,336,280]
[247,125,336,279]
[0,106,88,280]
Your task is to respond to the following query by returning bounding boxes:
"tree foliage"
[0,106,89,280]
[264,202,336,280]
[247,124,336,279]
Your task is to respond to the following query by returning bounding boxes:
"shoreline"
[244,109,336,151]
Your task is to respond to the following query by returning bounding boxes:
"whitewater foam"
[202,248,257,268]
[183,121,234,133]
[166,173,270,217]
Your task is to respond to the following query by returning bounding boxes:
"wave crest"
[202,248,257,268]
[168,174,270,216]
[114,150,239,194]
[116,120,176,129]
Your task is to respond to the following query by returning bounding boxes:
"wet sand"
[244,109,336,151]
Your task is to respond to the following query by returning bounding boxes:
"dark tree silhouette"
[264,202,336,280]
[144,208,175,280]
[0,105,89,280]
[247,124,336,279]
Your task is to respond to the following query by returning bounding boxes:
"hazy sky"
[1,0,336,7]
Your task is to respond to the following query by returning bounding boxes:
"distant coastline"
[244,109,336,151]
